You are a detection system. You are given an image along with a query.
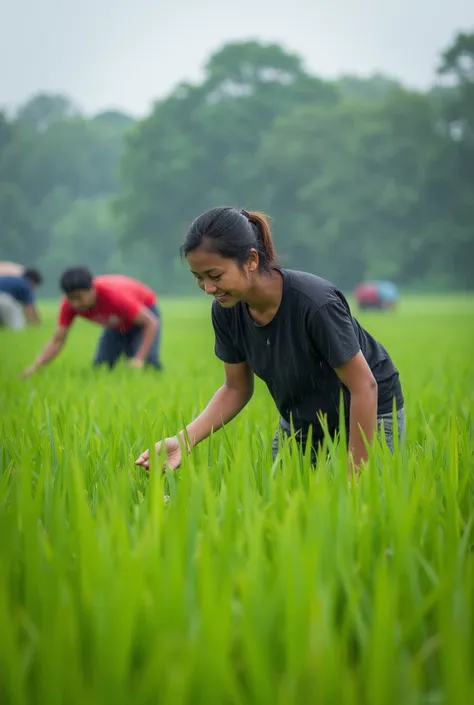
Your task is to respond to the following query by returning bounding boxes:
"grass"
[0,294,473,705]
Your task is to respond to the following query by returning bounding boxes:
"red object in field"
[354,283,379,305]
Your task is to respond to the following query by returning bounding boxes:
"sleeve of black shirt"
[307,298,361,369]
[211,301,246,364]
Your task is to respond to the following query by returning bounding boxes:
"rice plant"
[0,295,473,705]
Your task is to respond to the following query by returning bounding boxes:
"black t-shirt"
[211,268,404,443]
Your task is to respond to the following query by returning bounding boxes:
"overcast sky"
[1,0,473,116]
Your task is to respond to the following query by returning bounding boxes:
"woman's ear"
[247,248,259,272]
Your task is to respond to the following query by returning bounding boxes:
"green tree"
[0,112,14,154]
[438,32,474,142]
[433,32,474,288]
[260,88,445,287]
[38,198,117,294]
[336,73,402,102]
[16,93,81,133]
[0,183,38,263]
[114,41,339,289]
[1,35,473,294]
[0,110,131,268]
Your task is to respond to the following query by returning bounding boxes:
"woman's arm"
[135,362,254,470]
[179,361,254,449]
[335,351,378,474]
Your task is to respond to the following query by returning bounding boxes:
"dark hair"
[24,267,43,286]
[60,266,93,293]
[180,206,278,272]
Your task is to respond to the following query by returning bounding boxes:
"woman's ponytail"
[245,211,277,268]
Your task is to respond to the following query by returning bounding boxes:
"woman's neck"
[244,270,283,323]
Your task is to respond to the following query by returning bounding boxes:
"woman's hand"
[135,436,186,471]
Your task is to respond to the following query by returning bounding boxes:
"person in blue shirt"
[0,268,43,329]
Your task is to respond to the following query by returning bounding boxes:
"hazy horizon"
[1,0,473,116]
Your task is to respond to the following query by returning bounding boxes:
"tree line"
[0,31,473,296]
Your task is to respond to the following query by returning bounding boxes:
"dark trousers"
[93,304,162,370]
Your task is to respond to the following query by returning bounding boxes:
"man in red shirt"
[21,267,163,377]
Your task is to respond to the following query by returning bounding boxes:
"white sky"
[1,0,473,115]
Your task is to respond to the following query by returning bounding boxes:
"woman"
[136,207,405,476]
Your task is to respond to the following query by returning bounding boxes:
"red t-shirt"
[58,275,157,332]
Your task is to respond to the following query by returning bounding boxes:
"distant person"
[0,268,43,329]
[136,207,405,478]
[353,282,380,310]
[21,267,162,377]
[354,281,399,311]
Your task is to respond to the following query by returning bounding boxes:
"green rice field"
[1,294,473,705]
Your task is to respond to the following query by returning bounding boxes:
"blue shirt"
[0,276,35,304]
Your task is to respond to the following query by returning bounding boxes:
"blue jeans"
[272,408,406,462]
[93,304,162,370]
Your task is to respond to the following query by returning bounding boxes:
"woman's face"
[186,247,258,307]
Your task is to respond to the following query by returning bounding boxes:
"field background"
[1,294,474,705]
[3,294,473,450]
